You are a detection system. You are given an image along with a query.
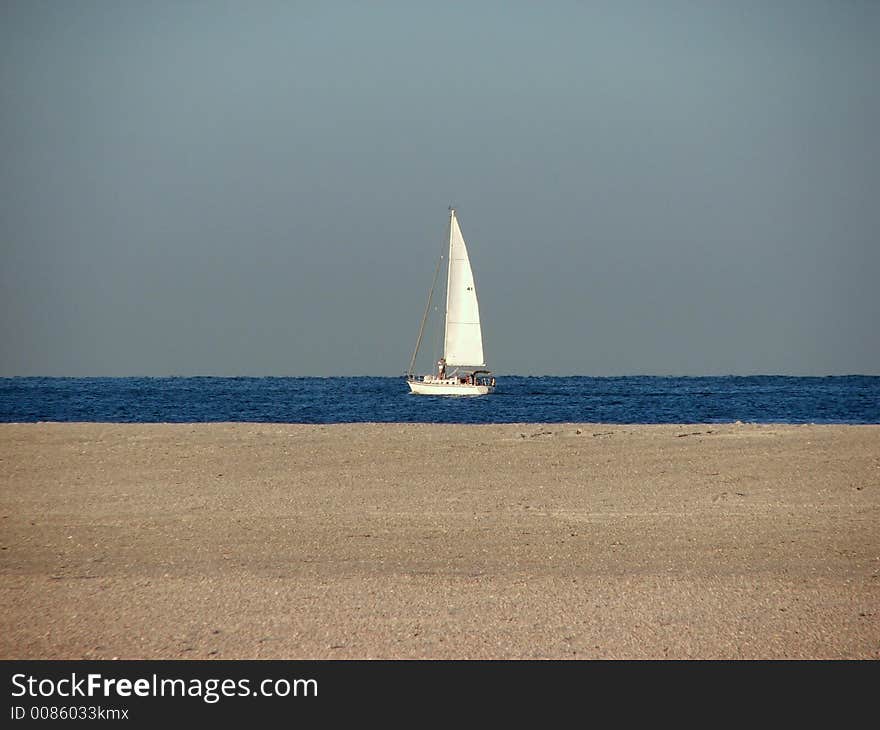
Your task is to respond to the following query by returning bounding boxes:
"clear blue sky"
[1,1,877,376]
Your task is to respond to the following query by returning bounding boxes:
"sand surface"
[1,422,878,659]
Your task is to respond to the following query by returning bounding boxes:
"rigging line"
[407,249,444,377]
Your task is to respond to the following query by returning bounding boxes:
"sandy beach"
[1,421,877,659]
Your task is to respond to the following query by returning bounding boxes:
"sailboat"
[407,207,495,396]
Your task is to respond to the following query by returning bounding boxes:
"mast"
[443,206,455,361]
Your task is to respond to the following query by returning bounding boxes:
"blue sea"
[0,376,878,424]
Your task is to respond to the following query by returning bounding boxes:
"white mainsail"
[443,209,485,367]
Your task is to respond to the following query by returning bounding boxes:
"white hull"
[408,379,493,396]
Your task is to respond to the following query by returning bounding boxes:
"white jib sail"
[443,210,485,367]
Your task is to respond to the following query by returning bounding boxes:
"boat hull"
[408,379,493,396]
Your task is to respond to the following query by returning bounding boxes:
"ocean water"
[0,376,878,424]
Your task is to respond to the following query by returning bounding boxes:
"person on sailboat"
[438,358,446,379]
